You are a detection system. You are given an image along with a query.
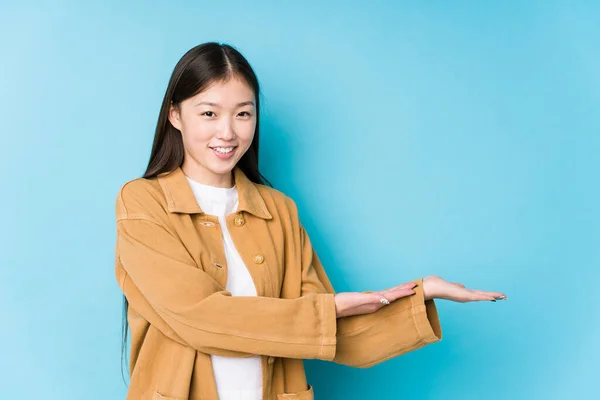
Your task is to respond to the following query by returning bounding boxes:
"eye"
[238,111,252,117]
[202,111,216,117]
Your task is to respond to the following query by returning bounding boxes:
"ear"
[168,103,183,131]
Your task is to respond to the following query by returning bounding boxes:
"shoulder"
[254,183,302,221]
[115,176,167,220]
[256,183,297,208]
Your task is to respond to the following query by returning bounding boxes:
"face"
[168,76,257,187]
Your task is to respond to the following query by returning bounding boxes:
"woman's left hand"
[422,275,507,303]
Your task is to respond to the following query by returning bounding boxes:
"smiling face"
[168,76,257,187]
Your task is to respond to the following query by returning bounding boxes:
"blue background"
[1,1,598,398]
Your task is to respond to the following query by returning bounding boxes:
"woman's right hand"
[333,281,417,318]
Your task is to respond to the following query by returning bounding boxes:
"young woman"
[114,42,506,400]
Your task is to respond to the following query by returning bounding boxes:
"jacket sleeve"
[299,224,443,368]
[115,196,337,360]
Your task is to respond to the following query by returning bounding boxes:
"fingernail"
[496,296,507,300]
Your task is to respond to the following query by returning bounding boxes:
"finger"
[465,293,497,302]
[400,281,419,289]
[470,289,507,299]
[467,290,500,302]
[383,288,416,302]
[362,293,392,309]
[381,282,417,296]
[378,295,391,306]
[366,288,413,305]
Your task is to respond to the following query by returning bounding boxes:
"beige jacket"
[114,166,442,400]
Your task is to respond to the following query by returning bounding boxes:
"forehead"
[191,77,255,105]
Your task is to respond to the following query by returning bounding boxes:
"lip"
[210,146,237,160]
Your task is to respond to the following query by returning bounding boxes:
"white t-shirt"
[186,175,263,400]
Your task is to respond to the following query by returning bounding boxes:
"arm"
[115,187,337,361]
[298,225,442,368]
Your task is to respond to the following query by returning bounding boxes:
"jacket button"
[253,254,264,264]
[234,215,245,226]
[267,356,275,365]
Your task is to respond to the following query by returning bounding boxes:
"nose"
[216,119,236,140]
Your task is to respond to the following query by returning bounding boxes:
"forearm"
[122,269,338,360]
[333,278,442,368]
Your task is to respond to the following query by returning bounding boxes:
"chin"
[207,162,236,175]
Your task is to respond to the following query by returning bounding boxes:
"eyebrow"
[194,101,255,108]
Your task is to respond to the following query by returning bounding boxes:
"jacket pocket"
[276,384,314,400]
[153,391,188,400]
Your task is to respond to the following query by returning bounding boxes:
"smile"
[210,146,237,159]
[212,147,235,154]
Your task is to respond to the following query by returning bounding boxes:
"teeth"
[213,147,234,154]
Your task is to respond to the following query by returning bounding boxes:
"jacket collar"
[157,166,272,219]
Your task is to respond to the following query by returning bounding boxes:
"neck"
[181,160,234,188]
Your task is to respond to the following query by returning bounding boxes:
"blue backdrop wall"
[1,1,598,398]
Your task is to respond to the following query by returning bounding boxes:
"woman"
[115,42,506,400]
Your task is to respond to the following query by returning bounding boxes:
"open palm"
[334,276,507,318]
[423,275,507,302]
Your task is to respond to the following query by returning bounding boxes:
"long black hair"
[121,42,271,384]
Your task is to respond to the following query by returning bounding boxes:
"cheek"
[237,122,256,145]
[181,120,214,145]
